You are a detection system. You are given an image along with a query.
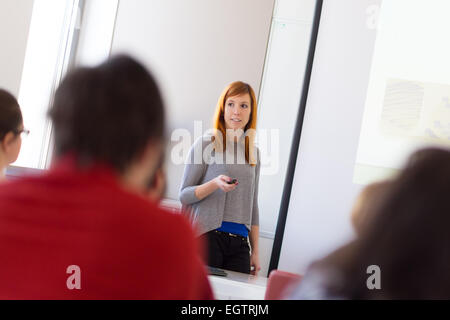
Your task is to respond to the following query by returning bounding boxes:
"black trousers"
[201,230,251,274]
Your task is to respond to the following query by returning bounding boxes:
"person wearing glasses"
[0,89,29,181]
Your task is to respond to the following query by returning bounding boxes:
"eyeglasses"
[13,128,31,138]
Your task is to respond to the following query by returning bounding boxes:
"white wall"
[0,0,34,96]
[75,0,119,67]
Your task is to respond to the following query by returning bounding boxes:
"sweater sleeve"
[251,148,260,226]
[179,138,207,205]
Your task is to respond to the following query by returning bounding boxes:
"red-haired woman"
[180,81,261,275]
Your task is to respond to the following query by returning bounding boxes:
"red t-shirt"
[0,157,213,299]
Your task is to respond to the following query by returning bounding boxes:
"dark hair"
[49,55,165,172]
[0,89,23,141]
[324,147,450,299]
[350,180,391,235]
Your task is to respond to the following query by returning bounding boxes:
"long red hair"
[212,81,258,166]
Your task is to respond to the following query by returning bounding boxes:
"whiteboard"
[257,0,316,236]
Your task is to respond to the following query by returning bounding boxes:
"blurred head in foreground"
[320,147,450,299]
[350,180,391,235]
[48,55,165,194]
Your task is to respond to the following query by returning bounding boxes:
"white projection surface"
[278,0,450,274]
[354,0,450,184]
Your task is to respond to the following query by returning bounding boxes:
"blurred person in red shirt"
[0,55,213,300]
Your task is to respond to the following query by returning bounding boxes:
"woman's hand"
[250,252,261,276]
[214,175,238,192]
[193,175,237,201]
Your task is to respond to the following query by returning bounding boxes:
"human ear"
[1,131,21,163]
[1,132,16,151]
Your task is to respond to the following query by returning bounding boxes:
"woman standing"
[180,81,261,275]
[0,89,27,181]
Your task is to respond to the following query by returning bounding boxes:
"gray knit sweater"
[179,134,260,236]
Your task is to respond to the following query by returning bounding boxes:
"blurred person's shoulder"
[126,198,213,299]
[289,264,346,300]
[289,243,356,300]
[0,166,199,245]
[0,171,53,201]
[119,191,204,259]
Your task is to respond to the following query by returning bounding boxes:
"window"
[14,0,83,169]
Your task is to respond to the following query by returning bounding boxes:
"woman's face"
[223,93,251,131]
